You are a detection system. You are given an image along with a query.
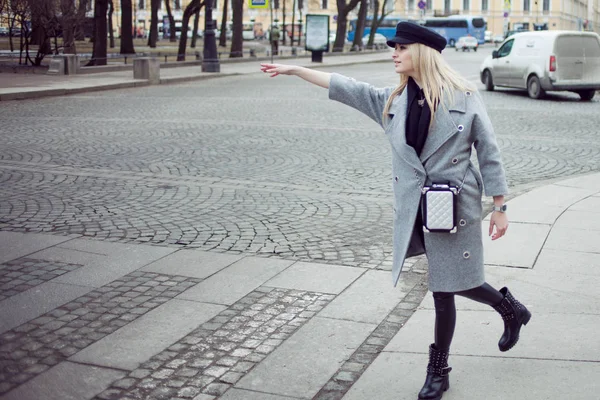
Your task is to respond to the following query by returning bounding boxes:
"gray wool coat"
[329,73,508,292]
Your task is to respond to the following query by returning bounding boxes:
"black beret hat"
[386,21,447,53]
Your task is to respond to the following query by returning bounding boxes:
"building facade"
[120,0,599,41]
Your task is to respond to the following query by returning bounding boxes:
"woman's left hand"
[489,211,509,240]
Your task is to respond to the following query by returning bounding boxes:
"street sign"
[418,0,426,10]
[249,0,268,9]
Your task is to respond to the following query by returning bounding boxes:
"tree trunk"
[148,0,160,47]
[108,0,115,48]
[75,0,89,40]
[219,0,228,47]
[29,0,52,64]
[351,0,367,50]
[177,0,203,61]
[282,0,286,45]
[120,0,135,53]
[61,0,77,54]
[165,0,177,42]
[368,0,390,48]
[191,9,200,48]
[229,0,243,57]
[87,0,109,65]
[333,0,361,52]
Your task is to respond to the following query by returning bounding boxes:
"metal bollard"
[250,48,256,57]
[291,47,297,56]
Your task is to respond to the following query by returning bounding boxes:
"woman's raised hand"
[260,63,297,77]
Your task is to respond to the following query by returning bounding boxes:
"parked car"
[485,30,493,42]
[480,31,600,100]
[455,36,478,52]
[0,27,9,37]
[492,34,505,44]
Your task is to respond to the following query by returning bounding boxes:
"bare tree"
[350,0,367,50]
[176,0,204,61]
[29,0,53,64]
[333,0,361,52]
[74,0,90,40]
[190,8,200,48]
[87,0,108,65]
[218,0,228,47]
[366,0,392,48]
[108,0,115,48]
[164,0,177,42]
[147,0,160,47]
[60,0,78,53]
[120,0,135,53]
[229,0,242,57]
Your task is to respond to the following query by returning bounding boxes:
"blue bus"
[347,16,407,42]
[422,15,486,46]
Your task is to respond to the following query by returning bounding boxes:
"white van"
[480,31,600,100]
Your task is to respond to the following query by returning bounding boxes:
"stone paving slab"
[219,389,299,399]
[544,226,600,253]
[342,352,600,400]
[93,287,335,399]
[0,361,126,400]
[554,210,600,231]
[70,299,226,371]
[235,316,376,399]
[0,258,83,302]
[52,242,176,287]
[481,222,550,268]
[140,249,244,279]
[264,261,366,294]
[0,281,92,334]
[384,309,600,362]
[177,257,294,305]
[0,231,75,264]
[534,248,600,276]
[570,195,600,212]
[0,271,202,396]
[317,270,412,324]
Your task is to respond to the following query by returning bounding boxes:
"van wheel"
[483,70,494,91]
[577,90,595,101]
[449,39,455,47]
[527,76,545,99]
[455,48,459,51]
[474,47,477,52]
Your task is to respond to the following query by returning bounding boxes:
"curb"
[0,55,390,101]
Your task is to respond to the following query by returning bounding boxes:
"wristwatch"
[492,204,507,213]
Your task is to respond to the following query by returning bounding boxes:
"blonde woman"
[260,22,531,400]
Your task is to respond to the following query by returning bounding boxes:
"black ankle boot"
[418,344,451,400]
[493,287,532,352]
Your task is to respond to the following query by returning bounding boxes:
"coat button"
[457,125,464,132]
[394,176,399,183]
[459,219,467,226]
[452,158,459,164]
[463,251,470,259]
[465,91,472,96]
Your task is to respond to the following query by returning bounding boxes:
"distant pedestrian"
[270,24,280,56]
[260,21,531,400]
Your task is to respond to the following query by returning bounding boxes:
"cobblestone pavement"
[1,52,600,399]
[1,54,599,269]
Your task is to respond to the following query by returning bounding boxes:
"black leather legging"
[432,283,504,352]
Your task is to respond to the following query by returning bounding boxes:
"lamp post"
[202,0,220,72]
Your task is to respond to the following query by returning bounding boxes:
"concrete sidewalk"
[0,51,392,101]
[0,172,599,400]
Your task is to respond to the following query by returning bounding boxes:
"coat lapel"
[386,90,426,175]
[419,90,467,163]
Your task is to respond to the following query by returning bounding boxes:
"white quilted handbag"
[421,184,459,233]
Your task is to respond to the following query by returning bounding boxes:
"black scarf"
[405,77,432,157]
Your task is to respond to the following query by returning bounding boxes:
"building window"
[409,0,415,10]
[463,0,469,11]
[542,0,549,13]
[523,0,530,11]
[322,0,327,8]
[427,0,433,10]
[444,0,450,13]
[481,0,488,11]
[138,0,145,9]
[174,0,181,9]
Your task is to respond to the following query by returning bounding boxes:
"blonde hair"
[382,43,476,126]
